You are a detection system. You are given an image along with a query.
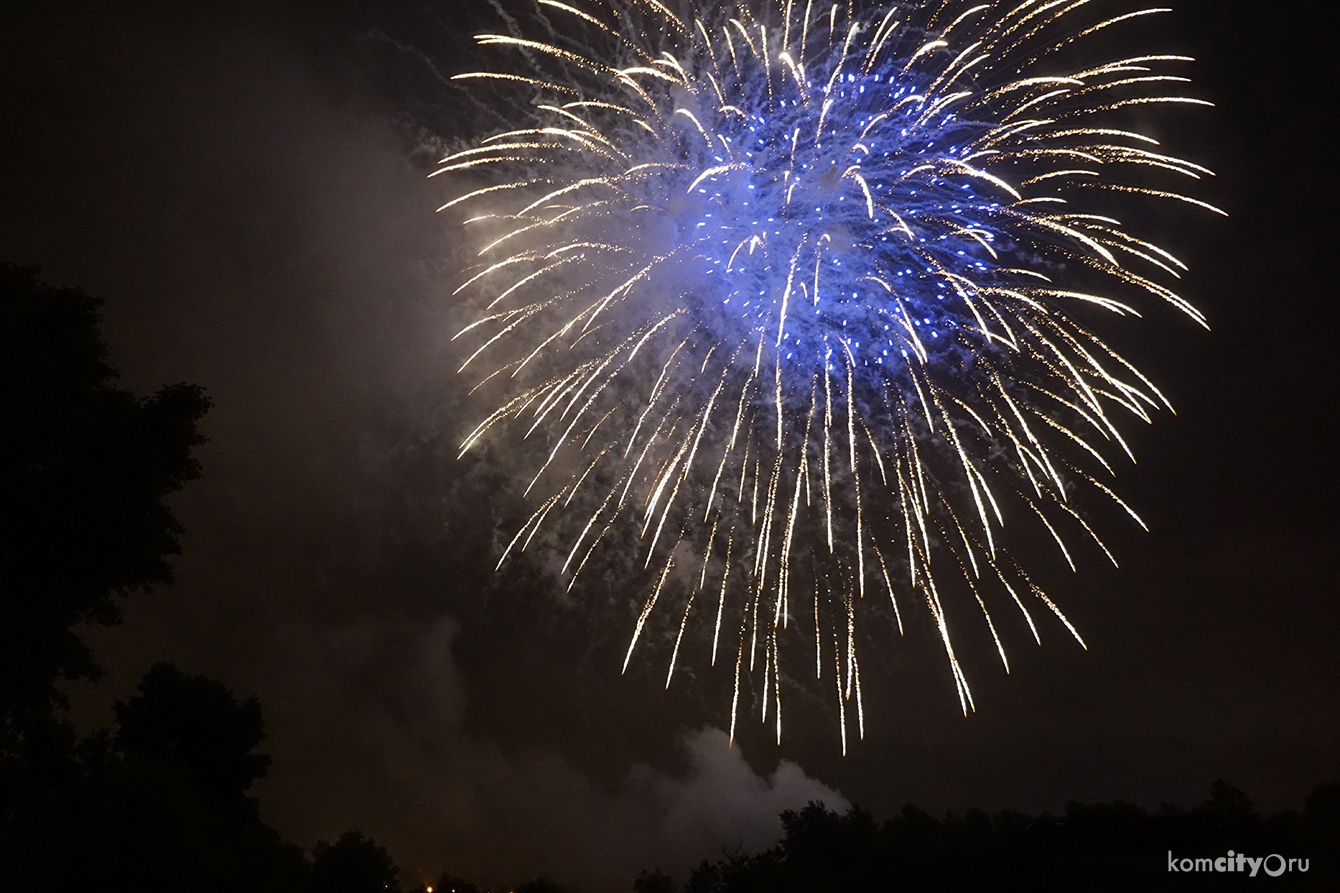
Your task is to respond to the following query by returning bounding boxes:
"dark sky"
[2,1,1337,889]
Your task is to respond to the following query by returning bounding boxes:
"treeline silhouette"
[675,784,1340,893]
[414,782,1339,893]
[3,264,1335,892]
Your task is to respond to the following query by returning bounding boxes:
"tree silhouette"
[675,783,1340,892]
[1203,779,1257,822]
[311,831,402,893]
[632,868,676,893]
[426,873,482,893]
[1305,783,1340,833]
[0,664,306,893]
[113,662,271,823]
[777,802,882,889]
[0,263,210,741]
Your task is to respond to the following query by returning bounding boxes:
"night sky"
[2,0,1337,889]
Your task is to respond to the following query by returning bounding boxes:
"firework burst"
[441,0,1219,749]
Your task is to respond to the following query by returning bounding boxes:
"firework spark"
[442,0,1218,749]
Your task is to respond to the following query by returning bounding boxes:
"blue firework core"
[640,52,1006,391]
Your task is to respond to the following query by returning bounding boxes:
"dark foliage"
[633,868,676,893]
[426,873,483,893]
[311,831,402,893]
[515,877,575,893]
[0,664,306,893]
[682,784,1339,893]
[0,263,210,735]
[113,662,272,823]
[0,266,358,893]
